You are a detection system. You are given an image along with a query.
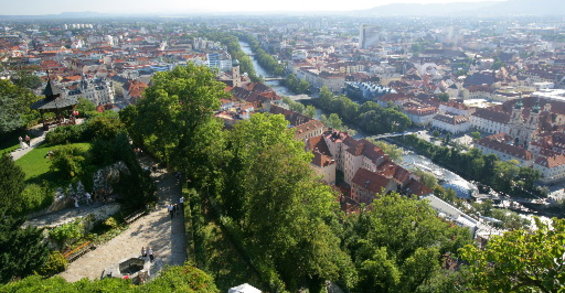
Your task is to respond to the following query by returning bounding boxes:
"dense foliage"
[282,97,316,118]
[10,71,43,90]
[1,263,219,293]
[394,134,543,198]
[120,64,227,190]
[0,79,41,134]
[344,194,472,292]
[49,145,88,179]
[218,114,356,291]
[0,155,26,214]
[282,73,310,94]
[314,86,412,134]
[44,112,123,145]
[461,218,564,292]
[0,208,49,283]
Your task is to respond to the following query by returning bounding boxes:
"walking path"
[10,119,85,161]
[59,166,187,282]
[10,132,47,161]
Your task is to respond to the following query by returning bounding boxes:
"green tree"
[437,93,449,102]
[345,194,472,292]
[413,169,438,189]
[121,64,228,188]
[0,209,49,283]
[460,217,565,293]
[11,71,42,90]
[222,114,356,291]
[368,139,403,162]
[470,131,481,140]
[2,263,219,292]
[49,145,87,179]
[304,105,316,119]
[0,155,26,214]
[0,79,40,133]
[321,113,344,130]
[85,114,125,141]
[75,97,96,116]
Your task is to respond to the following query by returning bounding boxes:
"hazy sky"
[0,0,503,15]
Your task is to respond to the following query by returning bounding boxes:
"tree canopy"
[0,208,49,283]
[461,217,564,293]
[219,113,356,291]
[344,194,472,292]
[1,263,219,293]
[121,64,228,188]
[0,79,40,134]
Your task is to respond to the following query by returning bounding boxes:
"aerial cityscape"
[0,0,564,292]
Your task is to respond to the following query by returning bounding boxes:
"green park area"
[15,142,91,184]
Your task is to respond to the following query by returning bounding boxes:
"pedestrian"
[168,204,174,219]
[85,192,92,205]
[141,246,146,258]
[18,136,27,149]
[73,196,79,208]
[148,247,154,262]
[179,196,184,209]
[25,135,31,146]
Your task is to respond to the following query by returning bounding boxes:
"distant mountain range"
[357,0,565,17]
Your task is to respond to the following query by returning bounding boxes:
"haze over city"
[3,0,508,14]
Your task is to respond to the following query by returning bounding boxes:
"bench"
[124,209,147,224]
[63,241,96,262]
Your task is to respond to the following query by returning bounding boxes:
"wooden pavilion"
[31,78,78,130]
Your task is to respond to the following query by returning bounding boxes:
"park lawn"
[15,142,92,185]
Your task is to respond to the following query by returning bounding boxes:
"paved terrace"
[59,167,187,282]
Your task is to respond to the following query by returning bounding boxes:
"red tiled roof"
[472,108,510,124]
[352,168,393,194]
[477,134,533,161]
[433,114,469,125]
[294,119,324,136]
[535,154,565,168]
[306,135,332,155]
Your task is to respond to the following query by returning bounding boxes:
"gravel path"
[10,133,47,161]
[59,168,187,282]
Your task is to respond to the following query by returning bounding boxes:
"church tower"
[509,99,524,145]
[232,59,241,87]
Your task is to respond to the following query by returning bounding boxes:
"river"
[239,41,479,199]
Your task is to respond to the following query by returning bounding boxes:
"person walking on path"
[168,204,174,219]
[148,247,154,262]
[141,247,146,258]
[179,196,184,209]
[18,136,28,149]
[25,135,31,147]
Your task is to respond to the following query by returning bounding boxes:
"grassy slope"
[15,143,91,185]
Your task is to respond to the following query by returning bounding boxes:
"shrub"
[49,145,87,179]
[20,184,54,213]
[75,98,96,117]
[84,114,124,141]
[103,217,119,229]
[49,220,84,248]
[38,251,68,276]
[45,124,87,145]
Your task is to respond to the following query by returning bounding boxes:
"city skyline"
[0,0,507,15]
